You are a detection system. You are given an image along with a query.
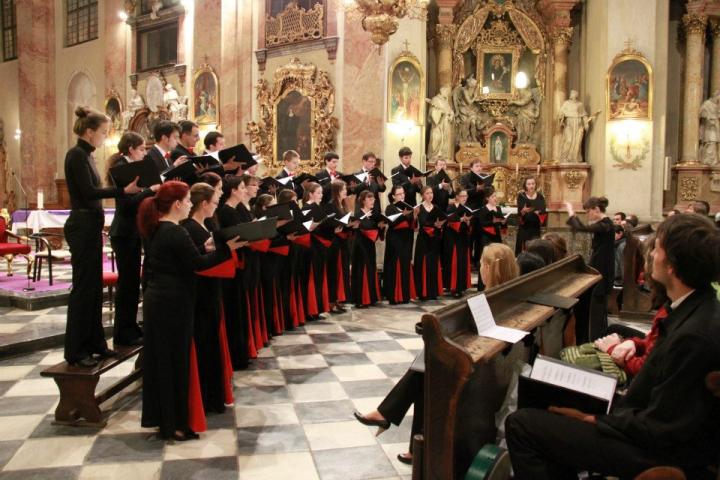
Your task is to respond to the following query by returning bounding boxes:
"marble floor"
[0,298,459,480]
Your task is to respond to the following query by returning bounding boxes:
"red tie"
[164,152,171,159]
[188,147,195,154]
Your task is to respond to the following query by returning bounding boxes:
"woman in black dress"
[254,193,285,336]
[216,176,256,368]
[477,186,506,245]
[139,181,242,441]
[323,180,356,313]
[443,189,473,298]
[515,176,547,254]
[106,132,159,347]
[383,185,416,304]
[63,107,142,367]
[277,188,310,328]
[303,182,330,319]
[414,186,446,301]
[351,191,385,307]
[566,197,615,343]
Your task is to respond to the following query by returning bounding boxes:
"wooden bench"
[40,345,143,427]
[414,255,601,480]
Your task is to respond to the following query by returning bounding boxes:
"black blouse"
[65,139,121,210]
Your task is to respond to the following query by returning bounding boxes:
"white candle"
[515,163,519,176]
[536,164,541,176]
[37,189,44,210]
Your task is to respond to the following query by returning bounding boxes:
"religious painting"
[104,92,123,134]
[388,52,424,126]
[275,89,313,162]
[607,50,652,120]
[192,64,219,125]
[477,47,519,99]
[489,131,509,164]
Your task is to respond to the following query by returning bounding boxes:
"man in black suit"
[458,159,488,210]
[352,152,386,212]
[145,120,187,173]
[314,152,342,204]
[505,213,720,480]
[171,120,199,161]
[275,149,305,199]
[425,158,453,212]
[390,146,422,206]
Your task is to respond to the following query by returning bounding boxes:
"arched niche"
[66,71,98,150]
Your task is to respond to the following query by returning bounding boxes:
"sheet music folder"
[216,218,278,242]
[110,159,162,188]
[526,292,578,310]
[518,355,617,415]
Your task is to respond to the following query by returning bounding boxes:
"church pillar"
[680,13,707,164]
[710,18,720,96]
[435,24,456,90]
[550,27,573,163]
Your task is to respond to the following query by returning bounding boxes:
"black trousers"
[506,409,662,480]
[574,283,609,344]
[64,210,107,363]
[377,369,424,452]
[110,235,143,344]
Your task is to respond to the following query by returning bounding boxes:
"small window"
[1,0,17,61]
[66,0,99,47]
[137,22,178,71]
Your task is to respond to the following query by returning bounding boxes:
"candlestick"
[515,163,519,176]
[37,189,44,210]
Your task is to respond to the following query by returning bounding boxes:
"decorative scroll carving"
[679,176,700,201]
[710,18,720,38]
[507,9,544,53]
[246,58,338,174]
[563,169,583,190]
[266,3,324,47]
[477,19,522,49]
[682,13,708,37]
[550,26,573,47]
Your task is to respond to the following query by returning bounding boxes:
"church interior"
[0,0,718,479]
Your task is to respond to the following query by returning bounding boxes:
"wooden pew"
[40,345,143,427]
[417,255,601,480]
[620,223,654,320]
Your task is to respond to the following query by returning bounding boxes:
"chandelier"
[350,0,428,47]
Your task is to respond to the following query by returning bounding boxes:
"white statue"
[164,83,185,122]
[558,90,598,163]
[510,87,542,144]
[150,0,163,19]
[452,76,484,143]
[494,136,503,162]
[426,86,455,160]
[122,89,145,130]
[700,91,720,166]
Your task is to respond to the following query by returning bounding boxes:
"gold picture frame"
[475,46,521,100]
[387,48,424,126]
[192,63,220,125]
[607,47,652,121]
[247,58,338,174]
[104,89,124,135]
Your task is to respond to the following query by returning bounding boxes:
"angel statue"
[509,87,542,144]
[426,87,455,160]
[452,76,485,143]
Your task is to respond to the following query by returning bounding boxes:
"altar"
[11,209,116,234]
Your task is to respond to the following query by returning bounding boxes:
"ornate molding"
[266,3,324,47]
[550,26,573,48]
[477,19,523,49]
[246,58,338,174]
[563,169,583,190]
[679,176,700,201]
[682,14,708,37]
[435,24,457,50]
[710,17,720,37]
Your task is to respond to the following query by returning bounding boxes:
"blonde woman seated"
[353,243,519,465]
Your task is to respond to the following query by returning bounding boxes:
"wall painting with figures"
[192,63,219,125]
[607,49,652,120]
[388,49,424,126]
[275,89,313,163]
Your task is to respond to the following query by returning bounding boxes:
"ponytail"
[137,180,189,238]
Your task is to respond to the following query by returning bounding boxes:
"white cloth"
[11,209,115,233]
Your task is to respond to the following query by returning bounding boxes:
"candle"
[37,189,44,210]
[515,163,519,176]
[536,164,541,176]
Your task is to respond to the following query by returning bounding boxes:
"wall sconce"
[13,128,21,141]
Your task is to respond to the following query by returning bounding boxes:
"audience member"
[517,252,545,275]
[626,214,639,228]
[525,238,557,266]
[613,212,626,225]
[613,224,626,286]
[542,232,568,260]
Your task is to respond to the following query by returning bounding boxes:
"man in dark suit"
[145,120,186,173]
[315,152,342,204]
[171,120,199,161]
[352,152,386,212]
[390,146,422,206]
[458,159,488,210]
[505,213,720,480]
[275,149,305,199]
[425,158,453,212]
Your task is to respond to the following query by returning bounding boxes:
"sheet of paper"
[356,172,369,183]
[302,220,314,231]
[467,294,528,343]
[386,212,402,222]
[301,209,311,216]
[278,176,293,185]
[530,356,616,403]
[338,212,351,225]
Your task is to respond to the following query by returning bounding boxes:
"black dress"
[477,204,504,245]
[459,171,488,264]
[236,203,267,350]
[414,204,444,300]
[323,202,352,305]
[141,221,231,437]
[382,203,415,304]
[181,218,232,413]
[515,192,547,254]
[426,172,453,212]
[109,156,155,345]
[351,210,382,306]
[567,215,615,342]
[306,202,330,316]
[63,139,123,363]
[443,206,472,296]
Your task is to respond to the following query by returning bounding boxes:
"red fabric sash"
[218,307,234,405]
[448,221,461,233]
[314,234,332,248]
[336,231,350,240]
[394,259,403,303]
[234,251,245,269]
[538,213,548,226]
[423,227,435,237]
[197,250,238,278]
[188,340,207,433]
[269,245,290,256]
[394,220,410,230]
[361,229,379,242]
[249,239,271,252]
[482,226,497,236]
[292,233,311,249]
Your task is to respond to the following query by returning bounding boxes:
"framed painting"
[388,51,424,126]
[275,89,314,163]
[476,47,520,100]
[104,91,123,134]
[192,63,219,125]
[607,50,652,120]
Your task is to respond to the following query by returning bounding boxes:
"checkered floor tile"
[0,298,462,480]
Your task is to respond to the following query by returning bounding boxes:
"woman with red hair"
[138,181,242,441]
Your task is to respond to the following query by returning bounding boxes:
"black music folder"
[161,159,198,182]
[368,168,387,181]
[110,159,162,188]
[427,168,452,183]
[219,143,256,167]
[216,217,278,242]
[475,172,495,187]
[518,355,617,415]
[263,203,292,220]
[294,173,319,185]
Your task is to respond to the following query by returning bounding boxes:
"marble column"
[680,14,707,164]
[710,18,720,97]
[104,0,127,99]
[551,26,573,163]
[435,24,456,90]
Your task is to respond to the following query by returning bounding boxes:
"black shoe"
[353,411,390,429]
[72,357,98,368]
[95,348,118,359]
[397,453,413,465]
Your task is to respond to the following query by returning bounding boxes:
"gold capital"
[551,26,573,48]
[435,24,457,50]
[682,14,708,37]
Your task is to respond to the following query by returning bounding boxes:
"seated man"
[506,213,720,480]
